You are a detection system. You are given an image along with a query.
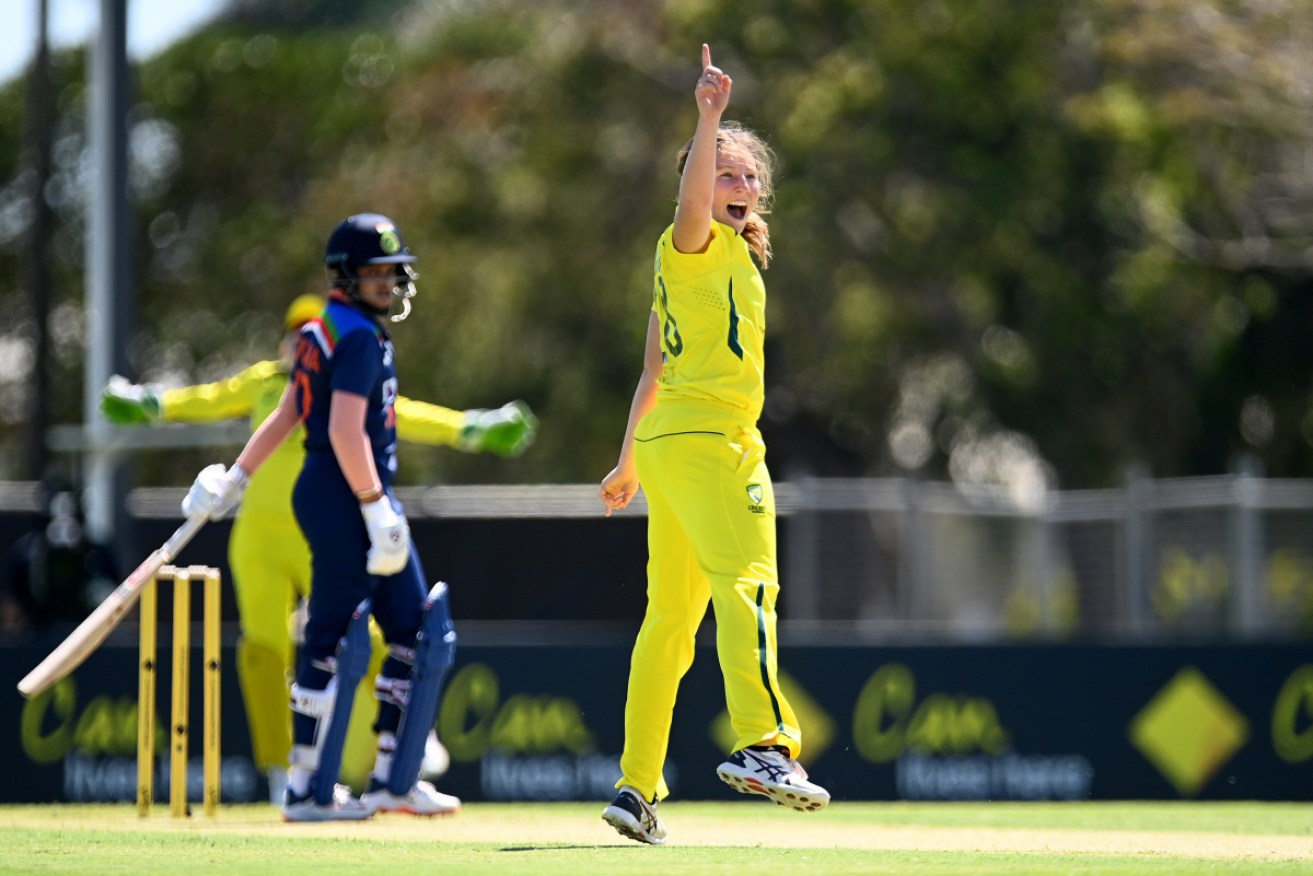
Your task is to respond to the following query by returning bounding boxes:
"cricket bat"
[16,513,209,699]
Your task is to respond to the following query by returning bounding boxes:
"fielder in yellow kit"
[598,45,829,845]
[102,293,537,799]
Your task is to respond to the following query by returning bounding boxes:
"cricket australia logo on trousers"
[746,484,765,513]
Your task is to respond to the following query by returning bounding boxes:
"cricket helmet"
[324,213,419,322]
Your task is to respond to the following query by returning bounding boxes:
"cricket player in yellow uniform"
[102,293,536,799]
[598,45,829,845]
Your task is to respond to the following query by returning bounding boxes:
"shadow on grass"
[498,845,640,852]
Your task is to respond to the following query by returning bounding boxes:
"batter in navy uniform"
[182,213,458,821]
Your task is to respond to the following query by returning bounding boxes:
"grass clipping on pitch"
[0,801,1308,874]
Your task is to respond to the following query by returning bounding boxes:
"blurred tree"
[0,0,1310,492]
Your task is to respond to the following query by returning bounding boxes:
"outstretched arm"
[672,43,731,255]
[101,362,274,424]
[396,396,538,457]
[159,363,273,422]
[599,311,663,517]
[394,397,466,446]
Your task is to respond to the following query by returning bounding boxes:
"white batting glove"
[182,463,250,520]
[360,496,410,576]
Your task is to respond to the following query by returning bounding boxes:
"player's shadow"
[498,845,626,852]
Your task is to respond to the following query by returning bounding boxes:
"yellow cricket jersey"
[161,360,466,516]
[636,220,767,439]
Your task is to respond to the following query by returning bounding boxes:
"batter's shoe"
[282,782,375,822]
[361,779,461,816]
[716,745,830,812]
[602,786,667,845]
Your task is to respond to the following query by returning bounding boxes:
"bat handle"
[160,514,208,564]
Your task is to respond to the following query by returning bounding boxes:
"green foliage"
[2,0,1312,489]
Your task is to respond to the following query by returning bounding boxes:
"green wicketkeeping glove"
[100,374,164,424]
[457,400,538,458]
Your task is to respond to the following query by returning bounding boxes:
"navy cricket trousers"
[291,451,429,714]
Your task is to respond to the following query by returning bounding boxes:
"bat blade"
[16,514,208,699]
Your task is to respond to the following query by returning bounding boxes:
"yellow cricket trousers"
[618,427,801,802]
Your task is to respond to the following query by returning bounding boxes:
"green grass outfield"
[0,801,1309,875]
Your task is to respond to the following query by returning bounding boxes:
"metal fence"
[6,469,1313,643]
[779,472,1313,642]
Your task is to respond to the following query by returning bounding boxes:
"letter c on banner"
[21,679,77,764]
[1272,665,1313,763]
[437,663,500,762]
[853,663,916,763]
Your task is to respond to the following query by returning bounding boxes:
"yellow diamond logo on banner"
[710,670,833,765]
[1129,666,1249,797]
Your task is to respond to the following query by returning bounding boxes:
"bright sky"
[0,0,229,85]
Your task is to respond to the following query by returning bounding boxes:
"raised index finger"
[702,43,711,70]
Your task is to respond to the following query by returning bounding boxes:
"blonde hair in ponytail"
[675,121,776,269]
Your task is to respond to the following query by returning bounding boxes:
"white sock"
[372,732,397,786]
[287,744,318,796]
[288,766,313,797]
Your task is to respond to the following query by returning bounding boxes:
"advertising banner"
[2,639,1309,804]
